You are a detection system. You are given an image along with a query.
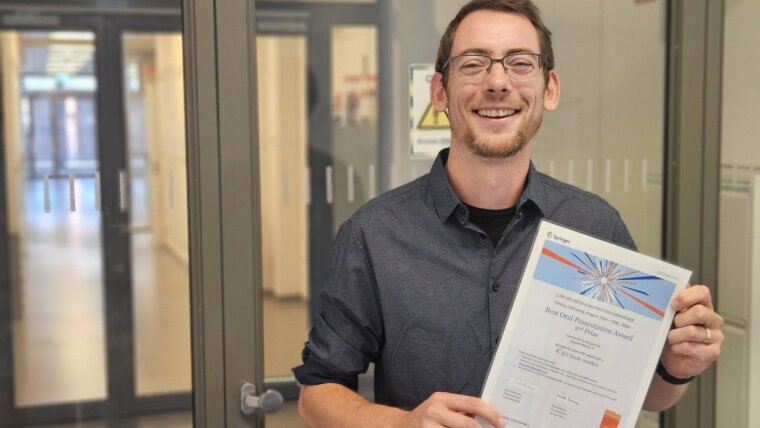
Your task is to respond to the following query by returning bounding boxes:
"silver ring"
[702,326,711,344]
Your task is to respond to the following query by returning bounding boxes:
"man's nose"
[484,62,513,92]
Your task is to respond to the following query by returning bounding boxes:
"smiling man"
[294,1,723,427]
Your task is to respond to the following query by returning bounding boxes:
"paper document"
[479,220,691,428]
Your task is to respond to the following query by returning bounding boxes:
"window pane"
[122,32,192,397]
[2,30,107,407]
[256,35,311,378]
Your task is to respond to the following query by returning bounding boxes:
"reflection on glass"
[256,27,380,380]
[122,33,191,396]
[257,35,310,378]
[716,0,760,426]
[1,30,107,406]
[330,26,378,233]
[529,0,665,259]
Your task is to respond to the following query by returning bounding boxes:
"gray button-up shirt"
[294,149,635,409]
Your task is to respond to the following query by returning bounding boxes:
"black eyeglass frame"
[442,52,551,81]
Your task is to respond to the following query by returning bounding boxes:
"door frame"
[662,0,723,427]
[0,4,190,426]
[183,0,262,425]
[184,0,382,425]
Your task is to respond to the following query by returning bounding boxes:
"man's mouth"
[476,108,520,119]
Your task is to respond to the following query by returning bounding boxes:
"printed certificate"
[479,220,691,428]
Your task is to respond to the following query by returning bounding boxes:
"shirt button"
[491,281,500,292]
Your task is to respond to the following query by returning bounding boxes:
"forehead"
[451,10,541,56]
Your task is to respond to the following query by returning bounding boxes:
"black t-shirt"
[464,203,516,248]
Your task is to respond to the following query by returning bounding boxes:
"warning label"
[417,103,450,130]
[409,64,451,158]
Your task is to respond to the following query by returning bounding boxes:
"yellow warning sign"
[417,103,450,129]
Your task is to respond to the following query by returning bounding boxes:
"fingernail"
[499,416,506,428]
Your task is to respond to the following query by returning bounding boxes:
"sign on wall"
[409,64,450,158]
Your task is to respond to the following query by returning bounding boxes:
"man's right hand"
[400,392,504,428]
[299,384,504,428]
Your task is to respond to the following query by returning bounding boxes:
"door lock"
[240,382,284,415]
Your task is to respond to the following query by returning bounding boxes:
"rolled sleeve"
[293,346,359,390]
[293,219,384,390]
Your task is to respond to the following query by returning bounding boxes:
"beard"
[457,112,542,159]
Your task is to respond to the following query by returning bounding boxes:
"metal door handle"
[119,169,129,212]
[240,383,283,415]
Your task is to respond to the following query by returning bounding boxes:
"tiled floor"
[7,179,310,426]
[33,403,305,428]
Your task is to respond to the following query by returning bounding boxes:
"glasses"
[443,53,547,82]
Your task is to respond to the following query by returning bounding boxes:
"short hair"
[435,0,555,84]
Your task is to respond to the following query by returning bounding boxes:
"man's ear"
[543,70,560,111]
[430,72,448,112]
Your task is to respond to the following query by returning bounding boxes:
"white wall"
[145,35,189,264]
[1,32,24,237]
[331,26,379,233]
[332,26,378,126]
[257,35,310,298]
[721,0,760,169]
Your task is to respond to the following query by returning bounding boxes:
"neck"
[445,143,531,210]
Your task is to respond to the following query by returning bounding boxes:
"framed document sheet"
[479,220,691,428]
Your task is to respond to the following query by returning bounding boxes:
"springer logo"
[548,230,570,244]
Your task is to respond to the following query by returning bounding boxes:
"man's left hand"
[661,285,724,379]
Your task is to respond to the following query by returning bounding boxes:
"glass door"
[0,11,191,427]
[122,30,191,400]
[1,29,107,409]
[252,2,380,425]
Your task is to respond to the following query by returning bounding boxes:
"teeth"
[478,109,517,118]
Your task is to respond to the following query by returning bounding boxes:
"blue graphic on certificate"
[478,221,691,428]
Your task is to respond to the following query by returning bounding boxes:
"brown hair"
[435,0,554,84]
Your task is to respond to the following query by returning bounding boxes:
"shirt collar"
[519,162,550,217]
[428,149,462,223]
[428,148,549,223]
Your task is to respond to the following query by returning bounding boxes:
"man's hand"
[399,392,504,428]
[661,285,723,379]
[298,384,504,428]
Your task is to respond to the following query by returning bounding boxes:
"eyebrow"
[455,47,539,56]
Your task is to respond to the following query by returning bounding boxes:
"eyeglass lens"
[450,54,541,81]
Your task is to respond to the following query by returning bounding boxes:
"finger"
[668,323,724,344]
[433,410,487,428]
[671,285,713,311]
[668,341,722,362]
[673,305,723,329]
[667,324,708,344]
[443,395,503,428]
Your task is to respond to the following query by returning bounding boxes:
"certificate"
[479,220,691,428]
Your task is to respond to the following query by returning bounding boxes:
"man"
[294,1,724,427]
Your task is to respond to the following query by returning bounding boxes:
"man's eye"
[509,62,533,73]
[461,62,485,69]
